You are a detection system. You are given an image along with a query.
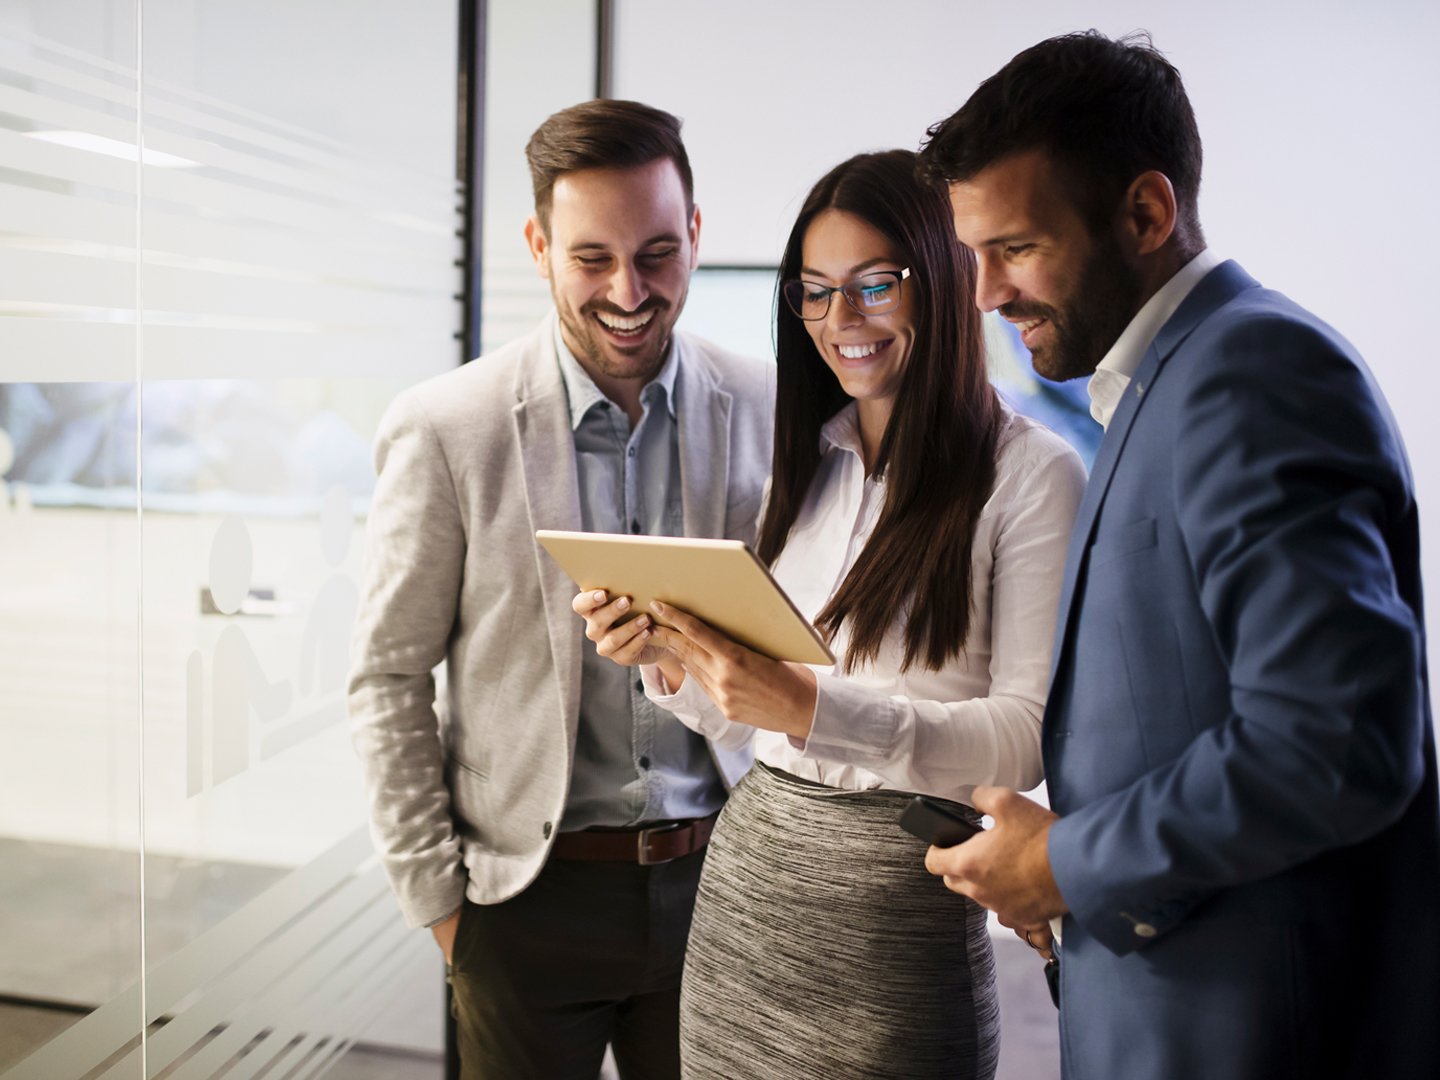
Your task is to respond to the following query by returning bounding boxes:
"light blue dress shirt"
[553,325,727,831]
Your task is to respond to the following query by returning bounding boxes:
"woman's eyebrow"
[799,256,894,280]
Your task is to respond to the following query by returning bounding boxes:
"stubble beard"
[555,290,684,384]
[1004,231,1146,383]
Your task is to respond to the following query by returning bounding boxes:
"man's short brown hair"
[525,99,694,235]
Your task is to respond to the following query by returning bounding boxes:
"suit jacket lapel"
[674,336,732,539]
[512,313,584,734]
[1047,260,1262,688]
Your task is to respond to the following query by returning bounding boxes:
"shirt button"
[628,446,636,457]
[542,821,552,839]
[630,519,641,534]
[635,679,644,693]
[1133,923,1157,938]
[639,756,651,770]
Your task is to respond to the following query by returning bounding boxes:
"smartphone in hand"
[898,795,983,848]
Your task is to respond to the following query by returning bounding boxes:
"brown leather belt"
[549,810,720,866]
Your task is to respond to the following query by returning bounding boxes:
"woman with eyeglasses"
[576,150,1085,1078]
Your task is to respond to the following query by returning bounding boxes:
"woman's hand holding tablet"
[572,588,671,668]
[645,600,819,741]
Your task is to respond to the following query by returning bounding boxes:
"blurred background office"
[0,2,1434,1079]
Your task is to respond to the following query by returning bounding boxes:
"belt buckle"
[637,823,681,866]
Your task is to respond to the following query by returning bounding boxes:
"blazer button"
[1133,923,1157,937]
[542,822,552,839]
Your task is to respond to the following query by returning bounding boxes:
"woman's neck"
[855,396,895,477]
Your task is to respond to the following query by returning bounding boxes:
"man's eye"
[638,248,678,264]
[576,255,610,266]
[1004,244,1034,256]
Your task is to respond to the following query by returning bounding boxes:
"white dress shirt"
[1087,248,1225,429]
[643,402,1087,806]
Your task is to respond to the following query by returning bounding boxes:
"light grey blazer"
[349,312,775,928]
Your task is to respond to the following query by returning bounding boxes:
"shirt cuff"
[795,672,903,766]
[641,663,689,705]
[641,664,755,753]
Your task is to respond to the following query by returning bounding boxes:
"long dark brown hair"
[756,150,1001,673]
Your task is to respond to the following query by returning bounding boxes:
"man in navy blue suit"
[920,32,1440,1078]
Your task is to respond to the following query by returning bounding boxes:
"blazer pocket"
[446,754,489,825]
[1090,517,1158,568]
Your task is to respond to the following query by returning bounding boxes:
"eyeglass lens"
[784,272,902,320]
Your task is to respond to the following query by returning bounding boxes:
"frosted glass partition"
[0,1,462,1076]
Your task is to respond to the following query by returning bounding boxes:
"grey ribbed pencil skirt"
[679,762,998,1080]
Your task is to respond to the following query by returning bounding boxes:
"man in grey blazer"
[348,100,773,1080]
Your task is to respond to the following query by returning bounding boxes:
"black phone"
[898,796,983,848]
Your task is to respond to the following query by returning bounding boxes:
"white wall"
[614,0,1440,718]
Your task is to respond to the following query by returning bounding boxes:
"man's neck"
[561,326,660,430]
[1132,232,1206,312]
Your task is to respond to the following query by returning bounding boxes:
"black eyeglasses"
[782,268,911,321]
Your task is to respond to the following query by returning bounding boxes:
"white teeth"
[837,342,882,359]
[596,310,655,332]
[1019,319,1043,332]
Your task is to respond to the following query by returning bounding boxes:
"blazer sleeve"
[1048,315,1427,955]
[347,392,471,929]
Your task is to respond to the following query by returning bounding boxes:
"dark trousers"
[449,847,706,1080]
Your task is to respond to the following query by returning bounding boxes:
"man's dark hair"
[525,99,694,234]
[919,31,1203,237]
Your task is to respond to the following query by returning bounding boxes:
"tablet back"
[536,530,836,666]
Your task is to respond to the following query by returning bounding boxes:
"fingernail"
[617,596,630,611]
[651,601,664,614]
[593,591,606,603]
[636,615,650,628]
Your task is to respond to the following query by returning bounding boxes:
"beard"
[1001,230,1145,383]
[554,290,683,384]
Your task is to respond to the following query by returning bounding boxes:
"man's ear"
[524,215,550,278]
[1120,171,1178,258]
[688,203,702,271]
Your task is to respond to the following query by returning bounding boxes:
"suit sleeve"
[1048,316,1427,955]
[347,393,470,929]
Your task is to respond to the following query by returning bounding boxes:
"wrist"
[656,657,687,693]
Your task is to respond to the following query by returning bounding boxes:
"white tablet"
[536,530,836,666]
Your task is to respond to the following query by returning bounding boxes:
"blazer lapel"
[512,314,584,733]
[1047,260,1262,688]
[674,337,732,538]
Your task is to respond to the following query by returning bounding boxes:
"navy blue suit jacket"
[1044,261,1440,1079]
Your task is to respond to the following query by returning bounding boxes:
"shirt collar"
[818,401,864,458]
[553,320,680,431]
[1087,247,1224,428]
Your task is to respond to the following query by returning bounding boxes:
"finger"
[606,622,658,666]
[572,589,608,616]
[598,613,652,660]
[647,625,710,670]
[584,595,634,641]
[925,844,962,878]
[651,601,737,658]
[968,785,1015,819]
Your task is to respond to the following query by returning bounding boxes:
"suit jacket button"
[1134,922,1157,937]
[543,822,552,839]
